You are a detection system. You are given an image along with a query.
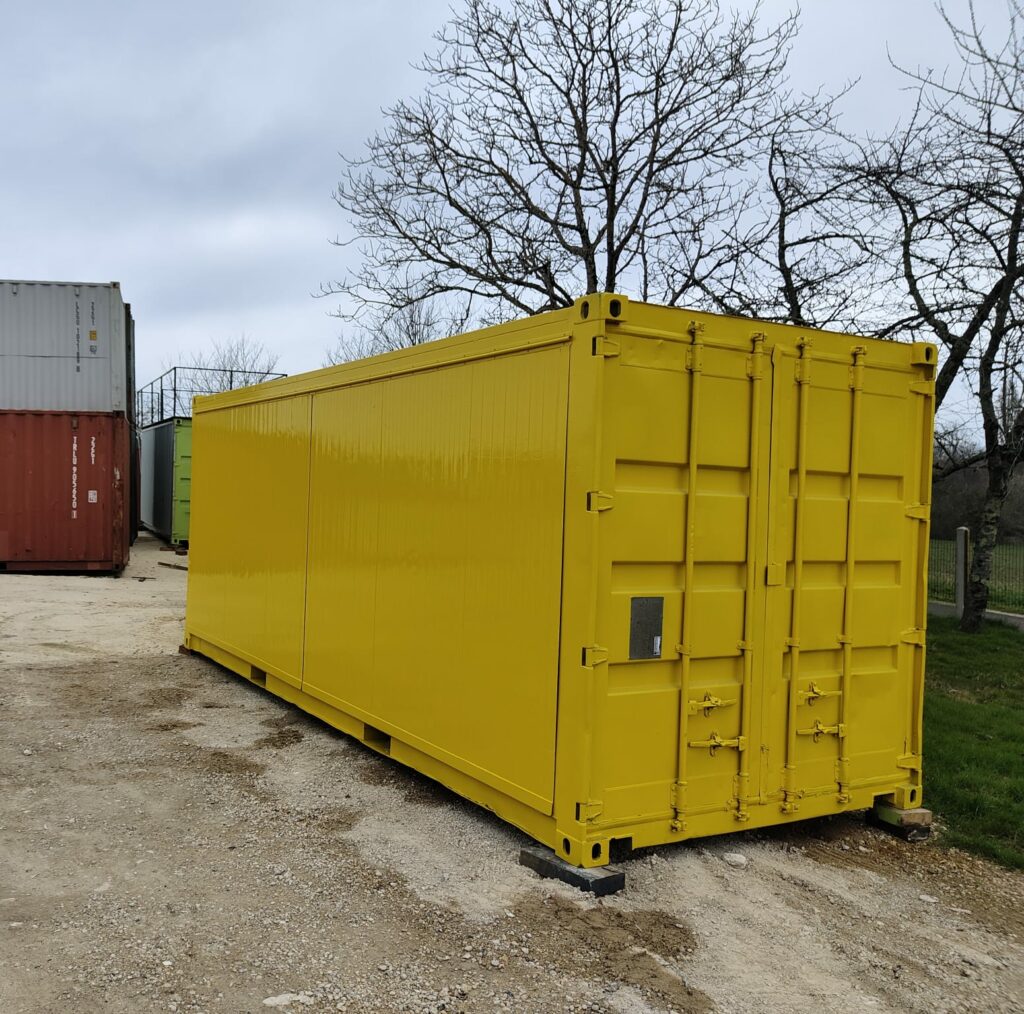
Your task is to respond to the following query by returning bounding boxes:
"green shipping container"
[140,417,191,545]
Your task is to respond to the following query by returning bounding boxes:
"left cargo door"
[589,321,774,830]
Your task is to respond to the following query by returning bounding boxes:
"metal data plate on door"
[629,596,664,659]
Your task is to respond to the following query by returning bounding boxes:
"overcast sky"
[0,0,1009,390]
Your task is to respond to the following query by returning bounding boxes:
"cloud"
[0,0,1010,399]
[0,0,443,383]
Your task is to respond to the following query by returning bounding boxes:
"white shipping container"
[139,423,156,531]
[0,279,133,414]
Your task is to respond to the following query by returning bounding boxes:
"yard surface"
[1,536,1023,1013]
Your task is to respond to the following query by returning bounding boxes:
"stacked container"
[0,279,136,572]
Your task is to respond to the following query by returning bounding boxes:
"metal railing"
[136,366,286,426]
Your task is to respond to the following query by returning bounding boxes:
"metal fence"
[928,539,957,604]
[929,536,1024,614]
[988,542,1024,613]
[136,366,286,426]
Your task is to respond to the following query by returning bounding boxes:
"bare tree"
[323,301,469,365]
[703,97,896,331]
[182,336,282,393]
[327,0,829,328]
[860,0,1024,630]
[321,335,352,368]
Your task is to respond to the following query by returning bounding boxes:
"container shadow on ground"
[194,648,901,877]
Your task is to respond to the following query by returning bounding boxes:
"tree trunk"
[960,454,1009,632]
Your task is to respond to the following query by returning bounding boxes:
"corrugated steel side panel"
[171,418,192,545]
[141,417,191,543]
[190,308,574,412]
[141,419,173,539]
[186,397,312,679]
[0,410,130,572]
[0,280,128,412]
[129,419,140,543]
[300,344,570,811]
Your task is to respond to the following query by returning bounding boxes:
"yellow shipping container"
[183,294,935,868]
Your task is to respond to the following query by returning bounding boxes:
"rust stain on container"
[0,410,129,572]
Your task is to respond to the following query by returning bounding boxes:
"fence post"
[955,526,970,619]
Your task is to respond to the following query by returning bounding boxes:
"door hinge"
[849,347,867,391]
[901,628,926,646]
[586,490,614,512]
[576,799,603,822]
[897,753,922,771]
[904,503,929,520]
[746,343,765,380]
[592,334,620,357]
[581,645,608,668]
[671,780,687,832]
[910,380,935,396]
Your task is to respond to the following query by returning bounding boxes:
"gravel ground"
[1,534,1022,1013]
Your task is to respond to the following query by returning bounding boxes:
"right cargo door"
[759,335,930,813]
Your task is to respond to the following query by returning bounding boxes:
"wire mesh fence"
[928,537,1024,614]
[928,539,957,603]
[988,542,1024,614]
[136,366,286,426]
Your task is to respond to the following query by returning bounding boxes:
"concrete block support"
[870,802,933,842]
[519,846,626,895]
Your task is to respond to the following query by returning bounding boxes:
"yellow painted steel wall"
[185,397,311,684]
[184,295,935,867]
[302,345,571,812]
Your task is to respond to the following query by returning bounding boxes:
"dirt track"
[1,535,1022,1013]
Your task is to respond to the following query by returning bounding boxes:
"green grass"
[928,539,1024,614]
[925,615,1024,868]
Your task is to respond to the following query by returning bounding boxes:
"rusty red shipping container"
[0,410,130,573]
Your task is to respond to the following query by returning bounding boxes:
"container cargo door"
[587,308,929,838]
[760,340,931,812]
[589,319,774,829]
[0,410,128,571]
